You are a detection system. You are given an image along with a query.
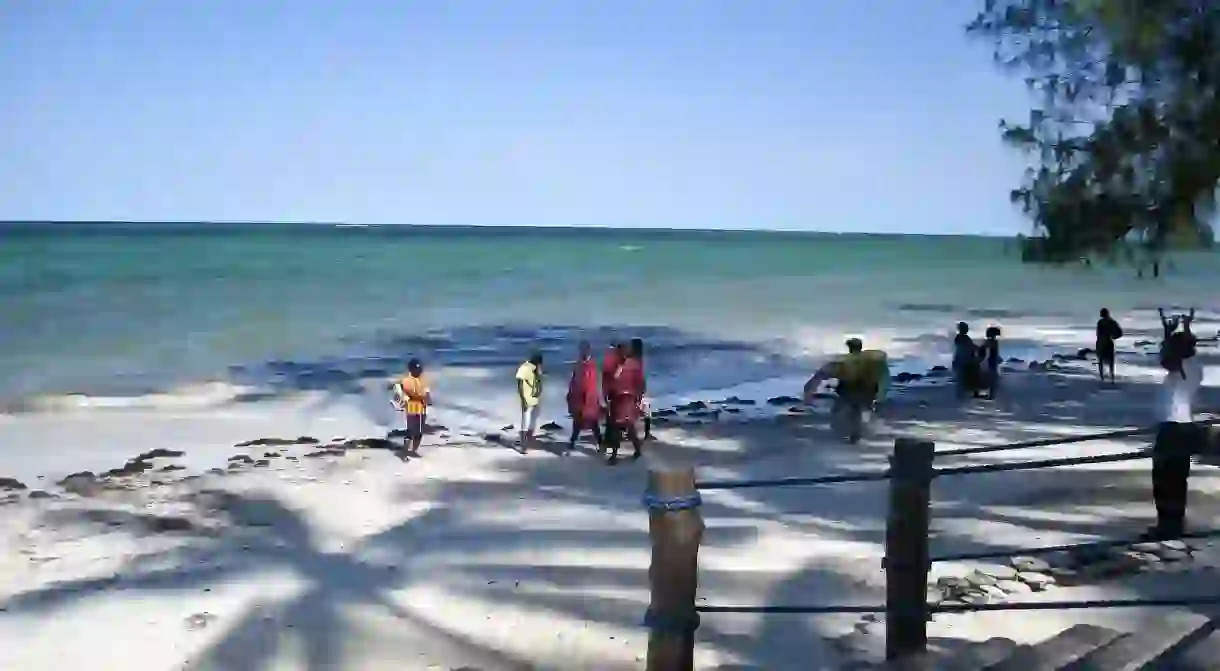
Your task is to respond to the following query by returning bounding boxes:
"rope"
[697,604,885,614]
[931,528,1220,563]
[934,449,1150,477]
[935,427,1149,457]
[695,594,1220,616]
[696,470,891,491]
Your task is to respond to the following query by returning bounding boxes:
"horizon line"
[0,220,1019,238]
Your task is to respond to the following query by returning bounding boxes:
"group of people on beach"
[391,338,652,465]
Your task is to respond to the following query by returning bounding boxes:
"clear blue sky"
[0,1,1033,234]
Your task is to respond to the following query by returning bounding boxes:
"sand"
[4,325,1220,670]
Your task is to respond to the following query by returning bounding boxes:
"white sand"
[4,334,1220,670]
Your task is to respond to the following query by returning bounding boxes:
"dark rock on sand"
[689,409,719,418]
[540,421,562,432]
[483,433,503,443]
[228,455,255,464]
[1135,339,1155,347]
[1006,357,1025,364]
[0,477,27,491]
[1028,361,1047,371]
[677,401,708,411]
[724,407,742,414]
[304,448,346,459]
[145,515,196,533]
[104,459,154,477]
[263,451,282,458]
[653,416,672,425]
[716,396,756,406]
[28,490,56,500]
[234,436,319,448]
[158,465,186,473]
[500,425,514,432]
[342,437,396,450]
[58,471,101,496]
[1076,347,1094,359]
[654,409,678,417]
[135,448,185,461]
[253,459,271,468]
[893,372,922,383]
[766,396,801,406]
[928,365,948,375]
[207,468,227,476]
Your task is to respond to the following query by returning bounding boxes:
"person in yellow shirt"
[802,338,889,443]
[515,352,544,453]
[394,358,431,455]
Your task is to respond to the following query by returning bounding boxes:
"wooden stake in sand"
[884,438,935,661]
[644,467,705,671]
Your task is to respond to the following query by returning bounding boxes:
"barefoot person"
[566,341,603,453]
[1095,308,1123,383]
[606,342,645,464]
[515,352,544,453]
[952,322,980,399]
[980,326,1002,399]
[1148,308,1203,540]
[802,338,889,444]
[394,358,431,455]
[630,337,653,440]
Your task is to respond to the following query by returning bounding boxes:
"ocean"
[2,222,1218,416]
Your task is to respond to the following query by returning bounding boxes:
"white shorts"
[520,405,540,434]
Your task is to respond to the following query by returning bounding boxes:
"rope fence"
[640,420,1220,669]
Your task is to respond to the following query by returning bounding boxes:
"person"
[1095,308,1123,383]
[606,342,645,464]
[630,337,653,440]
[515,352,544,453]
[952,322,980,399]
[979,326,1002,399]
[394,358,431,455]
[566,341,603,453]
[1148,308,1203,540]
[802,338,889,443]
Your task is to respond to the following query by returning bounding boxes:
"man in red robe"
[566,341,603,453]
[606,341,645,464]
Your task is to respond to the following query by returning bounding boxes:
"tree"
[969,0,1220,270]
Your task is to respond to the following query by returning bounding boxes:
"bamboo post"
[884,438,935,661]
[644,467,705,671]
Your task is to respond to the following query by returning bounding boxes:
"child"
[980,326,1002,399]
[394,358,431,455]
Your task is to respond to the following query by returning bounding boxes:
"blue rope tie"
[644,607,701,634]
[642,492,703,511]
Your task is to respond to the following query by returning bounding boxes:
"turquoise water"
[2,222,1218,407]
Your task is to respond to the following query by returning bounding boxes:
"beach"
[4,224,1220,669]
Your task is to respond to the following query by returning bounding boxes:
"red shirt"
[567,358,601,422]
[610,357,644,424]
[601,348,622,396]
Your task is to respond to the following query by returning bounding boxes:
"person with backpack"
[1148,307,1204,540]
[1095,308,1123,383]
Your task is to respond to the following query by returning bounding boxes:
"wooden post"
[884,438,935,661]
[644,467,705,671]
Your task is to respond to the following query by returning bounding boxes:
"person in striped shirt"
[396,358,431,455]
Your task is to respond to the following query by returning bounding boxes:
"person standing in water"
[606,342,645,464]
[952,322,980,399]
[1095,308,1123,383]
[566,341,603,453]
[395,358,431,455]
[515,352,544,454]
[980,326,1002,399]
[630,337,653,440]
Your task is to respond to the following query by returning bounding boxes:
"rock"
[185,612,217,631]
[995,579,1030,594]
[135,448,184,461]
[1006,357,1025,364]
[977,564,1018,581]
[234,436,318,448]
[926,586,945,605]
[936,576,969,590]
[104,459,154,477]
[979,584,1008,600]
[1010,556,1050,573]
[207,468,227,476]
[1045,550,1078,570]
[677,401,708,411]
[145,515,196,533]
[483,433,502,443]
[263,451,282,458]
[1029,361,1047,371]
[1048,567,1082,585]
[0,477,27,491]
[724,408,741,414]
[689,409,720,418]
[253,460,271,468]
[766,396,801,406]
[1159,548,1190,562]
[960,591,991,605]
[303,448,346,459]
[1131,541,1163,553]
[158,465,186,473]
[57,471,100,495]
[893,372,922,383]
[718,396,755,405]
[1134,339,1155,347]
[227,455,255,463]
[500,425,514,432]
[965,570,998,588]
[1076,347,1094,359]
[654,409,678,417]
[1161,539,1189,552]
[539,422,561,432]
[342,437,397,450]
[1016,572,1054,590]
